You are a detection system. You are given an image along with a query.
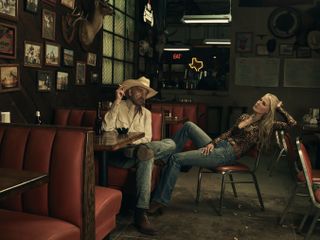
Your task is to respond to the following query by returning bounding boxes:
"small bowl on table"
[116,127,129,135]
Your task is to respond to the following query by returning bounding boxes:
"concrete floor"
[110,153,319,240]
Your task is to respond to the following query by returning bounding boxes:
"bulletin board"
[235,58,280,87]
[284,59,320,88]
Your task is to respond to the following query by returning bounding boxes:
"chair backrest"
[275,130,287,151]
[151,112,163,141]
[296,138,319,206]
[284,132,300,174]
[245,146,261,172]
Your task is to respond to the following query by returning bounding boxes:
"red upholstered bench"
[0,124,122,240]
[53,108,163,193]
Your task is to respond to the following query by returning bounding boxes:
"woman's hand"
[277,101,283,109]
[201,143,214,156]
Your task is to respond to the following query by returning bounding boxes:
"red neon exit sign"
[172,53,183,59]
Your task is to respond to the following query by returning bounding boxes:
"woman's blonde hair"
[257,93,279,150]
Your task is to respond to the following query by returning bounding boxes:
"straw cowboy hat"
[121,76,158,99]
[307,30,320,50]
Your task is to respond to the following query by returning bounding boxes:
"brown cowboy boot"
[134,208,158,235]
[147,201,166,215]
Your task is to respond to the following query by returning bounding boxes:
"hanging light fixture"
[203,39,231,45]
[181,14,231,24]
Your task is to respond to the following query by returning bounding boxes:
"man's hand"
[200,143,214,156]
[115,85,125,104]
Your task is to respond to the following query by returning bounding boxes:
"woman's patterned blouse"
[212,107,297,158]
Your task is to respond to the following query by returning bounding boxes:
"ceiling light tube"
[204,39,231,45]
[181,14,231,24]
[163,47,190,51]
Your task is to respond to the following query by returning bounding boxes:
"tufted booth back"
[149,102,207,149]
[0,124,95,238]
[54,108,163,141]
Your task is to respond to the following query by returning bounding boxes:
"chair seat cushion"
[0,209,80,240]
[297,169,320,183]
[215,163,250,173]
[95,186,122,240]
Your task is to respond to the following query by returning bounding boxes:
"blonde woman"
[149,93,297,211]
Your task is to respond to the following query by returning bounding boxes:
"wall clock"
[268,7,301,39]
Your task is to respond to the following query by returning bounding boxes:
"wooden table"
[94,131,145,186]
[0,168,48,200]
[163,116,188,138]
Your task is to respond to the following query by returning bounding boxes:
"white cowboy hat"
[121,76,158,99]
[307,30,320,50]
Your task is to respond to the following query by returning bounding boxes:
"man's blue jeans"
[108,138,176,209]
[152,121,237,206]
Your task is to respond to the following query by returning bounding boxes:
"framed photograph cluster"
[279,44,294,56]
[42,9,56,40]
[25,0,39,13]
[0,22,16,59]
[75,61,86,85]
[0,64,20,92]
[45,42,60,66]
[236,32,253,53]
[24,41,42,67]
[63,48,74,66]
[37,70,53,92]
[0,0,18,21]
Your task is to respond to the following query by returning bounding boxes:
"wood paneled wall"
[0,0,113,124]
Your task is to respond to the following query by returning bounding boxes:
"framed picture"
[0,0,18,20]
[42,0,56,6]
[56,71,69,90]
[75,61,86,85]
[256,44,269,56]
[37,70,53,92]
[0,22,16,59]
[45,42,60,66]
[236,32,253,53]
[61,0,75,9]
[0,64,20,92]
[24,41,42,68]
[279,44,294,56]
[87,52,97,66]
[25,0,39,13]
[42,9,56,40]
[296,47,311,58]
[62,48,74,66]
[90,72,99,84]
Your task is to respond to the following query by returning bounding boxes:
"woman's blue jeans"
[152,121,237,206]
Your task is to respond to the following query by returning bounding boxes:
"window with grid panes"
[102,0,135,85]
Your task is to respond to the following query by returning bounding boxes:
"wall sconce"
[181,14,231,24]
[203,39,231,45]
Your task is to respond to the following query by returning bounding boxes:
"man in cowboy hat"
[103,76,176,235]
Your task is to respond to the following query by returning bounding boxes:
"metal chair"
[195,146,264,215]
[295,139,320,240]
[279,134,320,225]
[268,130,287,176]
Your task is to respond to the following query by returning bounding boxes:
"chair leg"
[218,173,226,216]
[279,184,298,225]
[268,149,279,170]
[251,173,264,211]
[305,208,320,240]
[298,203,314,233]
[196,168,203,204]
[228,174,238,198]
[269,149,285,176]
